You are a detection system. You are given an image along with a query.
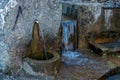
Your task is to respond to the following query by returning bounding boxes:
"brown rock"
[25,21,45,60]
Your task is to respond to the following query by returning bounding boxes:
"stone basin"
[23,51,60,76]
[98,67,120,80]
[89,40,120,53]
[88,31,120,54]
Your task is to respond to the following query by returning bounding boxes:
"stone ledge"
[61,1,120,9]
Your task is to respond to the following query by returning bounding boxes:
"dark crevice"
[12,6,23,31]
[88,43,103,55]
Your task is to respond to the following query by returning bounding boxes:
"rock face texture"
[61,0,120,3]
[0,0,120,74]
[61,0,120,48]
[77,3,104,48]
[0,0,62,73]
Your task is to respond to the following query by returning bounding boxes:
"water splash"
[104,9,113,30]
[61,20,92,66]
[61,20,89,65]
[62,51,81,59]
[62,51,89,66]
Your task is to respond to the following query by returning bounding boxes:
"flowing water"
[61,20,90,66]
[37,21,48,60]
[104,9,113,30]
[61,20,77,51]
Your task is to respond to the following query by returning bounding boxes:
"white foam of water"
[62,51,81,59]
[61,20,76,51]
[62,51,89,66]
[0,0,17,30]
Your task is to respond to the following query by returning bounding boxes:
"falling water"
[37,21,49,79]
[38,21,48,60]
[61,20,79,58]
[104,9,113,30]
[61,20,78,61]
[61,20,89,65]
[61,20,77,51]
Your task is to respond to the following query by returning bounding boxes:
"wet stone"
[0,0,61,73]
[0,0,9,9]
[62,51,89,66]
[103,2,120,8]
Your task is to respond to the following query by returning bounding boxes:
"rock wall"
[61,0,120,3]
[0,0,119,74]
[77,3,104,48]
[61,0,120,48]
[0,0,62,73]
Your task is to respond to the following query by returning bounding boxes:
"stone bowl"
[23,51,60,76]
[87,31,120,55]
[98,67,120,80]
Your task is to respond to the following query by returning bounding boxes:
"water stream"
[61,20,77,51]
[61,20,77,59]
[36,20,48,60]
[104,9,113,30]
[61,20,89,66]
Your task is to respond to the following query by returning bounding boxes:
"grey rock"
[0,41,9,71]
[0,0,62,73]
[0,0,119,75]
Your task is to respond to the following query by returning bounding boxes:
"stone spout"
[26,21,45,60]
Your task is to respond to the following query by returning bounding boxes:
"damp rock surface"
[0,50,120,80]
[61,0,120,3]
[0,41,9,71]
[0,0,61,72]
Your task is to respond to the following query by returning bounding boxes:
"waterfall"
[61,20,84,60]
[104,9,113,30]
[61,20,89,66]
[61,20,77,52]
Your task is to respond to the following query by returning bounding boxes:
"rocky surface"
[0,0,62,73]
[61,0,120,3]
[0,0,120,78]
[62,1,120,49]
[0,50,120,80]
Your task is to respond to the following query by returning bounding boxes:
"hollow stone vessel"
[98,67,120,80]
[23,21,60,75]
